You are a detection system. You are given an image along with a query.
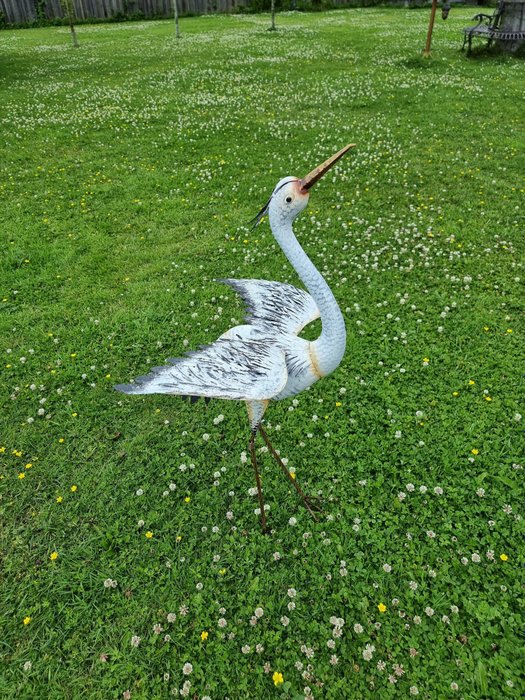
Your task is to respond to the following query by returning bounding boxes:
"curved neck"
[270,216,346,375]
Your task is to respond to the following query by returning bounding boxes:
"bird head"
[250,144,355,230]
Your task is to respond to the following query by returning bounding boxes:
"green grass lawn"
[0,8,524,699]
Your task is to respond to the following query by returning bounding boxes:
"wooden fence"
[0,0,252,24]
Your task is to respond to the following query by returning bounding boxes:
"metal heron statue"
[116,144,354,532]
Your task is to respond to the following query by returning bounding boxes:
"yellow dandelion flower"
[468,380,475,386]
[423,357,430,363]
[56,496,63,503]
[219,568,226,575]
[484,396,492,402]
[500,553,508,561]
[184,497,191,503]
[25,463,32,469]
[272,672,284,686]
[378,603,387,613]
[50,551,58,561]
[23,616,31,625]
[145,531,153,539]
[452,391,459,396]
[200,631,209,641]
[70,485,77,492]
[58,438,64,443]
[506,329,513,334]
[335,401,342,407]
[0,446,6,453]
[471,449,479,455]
[18,472,26,479]
[176,535,182,542]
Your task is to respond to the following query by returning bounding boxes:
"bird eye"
[285,196,292,203]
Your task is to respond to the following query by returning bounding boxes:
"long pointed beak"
[299,143,355,192]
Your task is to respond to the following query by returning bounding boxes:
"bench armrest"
[472,13,493,22]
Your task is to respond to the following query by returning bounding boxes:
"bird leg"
[258,426,321,520]
[249,429,267,533]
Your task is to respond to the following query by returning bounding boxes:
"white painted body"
[116,176,347,429]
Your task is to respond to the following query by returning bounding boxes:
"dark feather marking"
[218,279,319,336]
[115,335,286,400]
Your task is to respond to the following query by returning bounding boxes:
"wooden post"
[423,0,438,56]
[173,0,180,38]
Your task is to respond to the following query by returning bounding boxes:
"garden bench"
[461,1,525,53]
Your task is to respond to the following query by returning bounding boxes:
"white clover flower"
[362,643,375,661]
[182,662,193,675]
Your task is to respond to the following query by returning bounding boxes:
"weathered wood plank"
[0,0,250,23]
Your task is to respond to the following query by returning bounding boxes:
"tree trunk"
[173,0,180,38]
[269,0,277,31]
[62,0,79,47]
[497,0,525,52]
